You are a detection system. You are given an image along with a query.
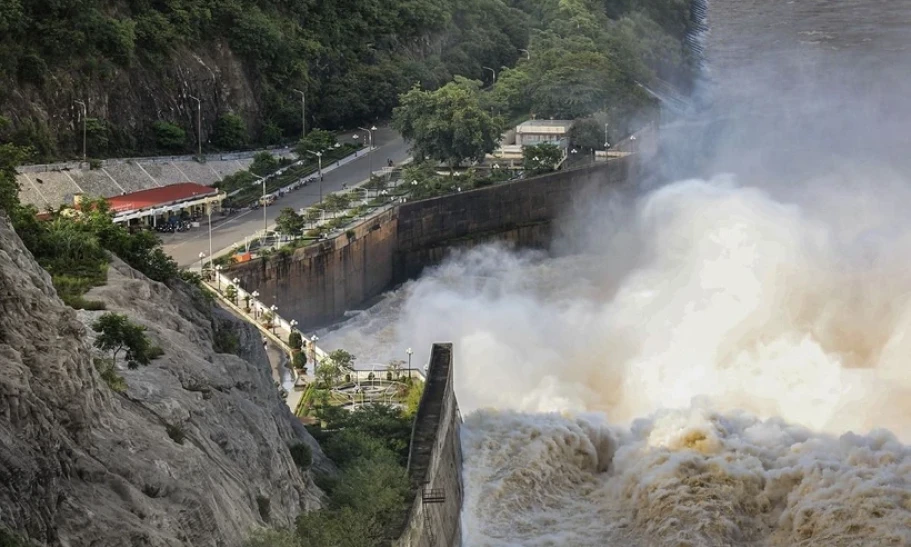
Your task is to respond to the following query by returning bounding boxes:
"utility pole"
[358,126,377,180]
[74,100,87,162]
[188,94,202,158]
[293,89,306,140]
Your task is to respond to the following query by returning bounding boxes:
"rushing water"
[323,2,911,544]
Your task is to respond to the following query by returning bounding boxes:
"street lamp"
[482,66,496,84]
[603,122,609,152]
[406,347,413,381]
[519,48,530,60]
[306,150,324,203]
[251,290,259,317]
[187,94,202,158]
[74,100,87,162]
[293,89,306,140]
[214,264,224,291]
[289,319,298,332]
[269,304,278,334]
[206,203,213,271]
[198,252,206,274]
[358,126,377,180]
[259,176,268,245]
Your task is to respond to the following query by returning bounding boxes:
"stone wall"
[394,343,463,547]
[230,156,637,328]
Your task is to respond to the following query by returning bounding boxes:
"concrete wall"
[394,343,463,547]
[230,156,638,328]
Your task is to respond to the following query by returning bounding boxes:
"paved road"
[162,127,409,267]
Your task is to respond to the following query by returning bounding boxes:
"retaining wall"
[230,156,638,328]
[394,343,462,547]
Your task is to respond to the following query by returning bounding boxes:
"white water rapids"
[322,173,911,545]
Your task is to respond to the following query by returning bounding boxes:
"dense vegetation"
[245,404,415,547]
[0,0,694,162]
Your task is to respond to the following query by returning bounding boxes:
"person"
[387,158,393,167]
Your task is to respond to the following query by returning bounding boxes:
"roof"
[516,119,574,132]
[105,182,218,213]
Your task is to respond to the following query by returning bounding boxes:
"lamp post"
[406,347,413,381]
[289,319,298,332]
[198,252,206,274]
[306,150,323,203]
[206,204,213,271]
[357,126,377,181]
[261,176,268,245]
[251,291,259,318]
[188,94,202,158]
[270,304,278,334]
[519,48,530,60]
[232,277,240,303]
[482,66,496,84]
[214,264,224,291]
[74,100,87,163]
[293,89,306,140]
[603,122,609,153]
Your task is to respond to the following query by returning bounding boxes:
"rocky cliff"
[0,212,327,546]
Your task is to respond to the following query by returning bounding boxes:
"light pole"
[214,264,224,291]
[270,304,278,334]
[74,100,87,162]
[603,122,609,153]
[206,204,213,271]
[188,95,202,158]
[519,48,530,60]
[289,319,298,333]
[482,66,496,84]
[198,252,206,274]
[406,347,413,382]
[251,290,259,318]
[232,277,240,303]
[306,150,323,203]
[293,89,306,140]
[261,176,268,245]
[357,126,377,181]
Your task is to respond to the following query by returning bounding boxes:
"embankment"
[394,343,462,547]
[230,155,641,328]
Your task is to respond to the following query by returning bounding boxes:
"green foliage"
[404,380,425,418]
[249,151,279,176]
[291,351,307,372]
[295,129,337,157]
[393,77,504,170]
[0,527,34,547]
[152,121,186,151]
[288,442,312,470]
[93,357,127,393]
[288,331,302,349]
[213,325,240,355]
[213,113,247,150]
[523,143,564,175]
[224,284,238,303]
[84,118,111,155]
[92,312,156,368]
[275,207,305,237]
[568,116,607,150]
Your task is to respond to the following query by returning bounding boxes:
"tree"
[249,151,279,176]
[275,207,305,237]
[84,118,111,155]
[291,351,307,373]
[393,77,504,173]
[92,312,156,369]
[568,117,605,151]
[153,121,186,151]
[225,284,238,303]
[296,129,336,157]
[213,113,247,150]
[288,331,303,349]
[523,143,563,175]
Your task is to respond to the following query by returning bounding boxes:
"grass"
[93,357,127,393]
[53,272,108,310]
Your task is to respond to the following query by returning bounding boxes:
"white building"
[514,119,574,148]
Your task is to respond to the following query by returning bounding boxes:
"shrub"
[153,121,186,151]
[291,351,307,372]
[288,442,312,470]
[166,422,185,444]
[92,312,156,368]
[213,326,240,355]
[288,331,302,349]
[93,357,127,393]
[213,113,247,149]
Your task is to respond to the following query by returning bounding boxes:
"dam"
[241,0,911,544]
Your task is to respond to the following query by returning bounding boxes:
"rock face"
[0,213,328,546]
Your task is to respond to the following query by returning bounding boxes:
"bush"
[213,113,247,150]
[289,442,312,470]
[288,331,302,349]
[92,312,157,368]
[166,422,185,444]
[291,351,307,372]
[153,121,186,151]
[93,357,127,393]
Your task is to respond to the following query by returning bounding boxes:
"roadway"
[162,127,409,267]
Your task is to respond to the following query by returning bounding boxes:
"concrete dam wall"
[394,343,463,547]
[229,156,638,328]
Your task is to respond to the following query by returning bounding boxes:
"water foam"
[323,174,911,543]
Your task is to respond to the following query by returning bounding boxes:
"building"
[94,182,226,226]
[514,119,574,148]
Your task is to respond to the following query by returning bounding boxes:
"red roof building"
[106,182,219,213]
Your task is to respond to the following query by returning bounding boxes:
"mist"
[320,3,911,543]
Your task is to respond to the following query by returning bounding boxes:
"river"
[321,2,911,544]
